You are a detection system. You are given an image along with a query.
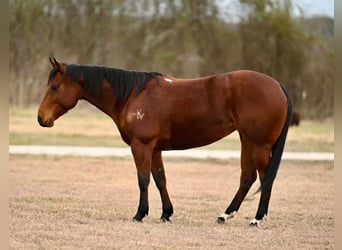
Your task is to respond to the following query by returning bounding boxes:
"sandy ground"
[9,155,334,249]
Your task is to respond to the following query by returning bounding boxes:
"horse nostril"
[37,115,54,127]
[37,115,43,125]
[38,115,45,127]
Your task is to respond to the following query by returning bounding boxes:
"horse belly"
[161,119,235,150]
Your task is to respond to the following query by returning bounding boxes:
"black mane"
[65,64,162,102]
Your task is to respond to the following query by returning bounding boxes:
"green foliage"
[239,1,306,103]
[9,0,333,118]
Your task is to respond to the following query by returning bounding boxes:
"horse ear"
[53,58,66,74]
[49,57,56,68]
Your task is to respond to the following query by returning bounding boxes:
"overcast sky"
[292,0,334,17]
[221,0,334,23]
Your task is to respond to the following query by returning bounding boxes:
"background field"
[9,155,333,249]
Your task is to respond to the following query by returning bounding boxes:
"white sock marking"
[219,211,237,221]
[249,218,260,226]
[250,215,267,226]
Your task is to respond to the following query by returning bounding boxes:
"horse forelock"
[63,64,162,102]
[48,67,60,82]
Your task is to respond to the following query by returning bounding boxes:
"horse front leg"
[131,141,154,222]
[151,151,173,222]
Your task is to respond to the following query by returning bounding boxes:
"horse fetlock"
[217,211,237,224]
[164,206,174,216]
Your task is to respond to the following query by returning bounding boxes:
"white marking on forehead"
[164,77,173,83]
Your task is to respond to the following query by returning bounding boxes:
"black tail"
[261,85,293,191]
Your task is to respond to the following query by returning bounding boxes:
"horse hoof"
[132,209,148,222]
[132,214,144,223]
[132,218,143,223]
[217,217,226,224]
[217,211,236,224]
[160,217,172,223]
[249,218,260,227]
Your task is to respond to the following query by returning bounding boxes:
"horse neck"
[81,80,117,120]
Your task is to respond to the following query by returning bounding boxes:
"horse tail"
[261,85,293,192]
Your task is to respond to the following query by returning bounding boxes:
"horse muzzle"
[37,115,54,127]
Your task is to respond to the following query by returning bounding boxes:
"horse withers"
[38,58,292,226]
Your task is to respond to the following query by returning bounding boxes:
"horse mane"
[65,64,162,102]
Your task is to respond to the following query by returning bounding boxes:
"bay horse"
[38,58,292,226]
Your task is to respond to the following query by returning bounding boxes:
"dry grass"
[10,155,334,249]
[10,103,117,137]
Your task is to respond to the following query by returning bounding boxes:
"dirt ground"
[9,155,334,249]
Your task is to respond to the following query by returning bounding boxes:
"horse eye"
[51,85,59,91]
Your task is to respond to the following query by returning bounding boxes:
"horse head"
[37,58,83,127]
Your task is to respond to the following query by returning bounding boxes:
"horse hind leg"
[151,151,174,222]
[249,146,273,227]
[249,179,273,226]
[218,146,257,223]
